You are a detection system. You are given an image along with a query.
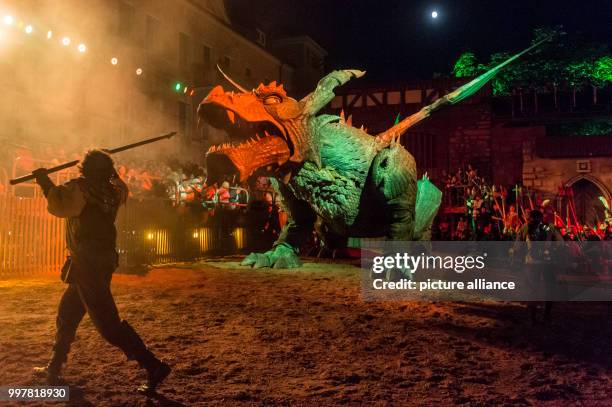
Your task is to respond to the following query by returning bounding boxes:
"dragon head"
[198,77,307,183]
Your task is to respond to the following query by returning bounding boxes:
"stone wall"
[491,125,544,186]
[447,107,492,179]
[522,140,612,200]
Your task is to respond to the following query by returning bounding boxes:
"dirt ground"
[0,258,611,406]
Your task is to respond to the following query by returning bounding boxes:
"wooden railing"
[0,194,66,277]
[0,194,267,278]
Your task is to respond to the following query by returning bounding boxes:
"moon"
[431,10,439,19]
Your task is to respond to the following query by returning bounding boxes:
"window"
[178,101,188,136]
[145,15,159,50]
[203,45,211,68]
[179,32,191,67]
[117,0,134,38]
[308,48,321,70]
[256,28,266,47]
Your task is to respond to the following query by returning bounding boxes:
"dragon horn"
[375,37,550,147]
[217,64,248,93]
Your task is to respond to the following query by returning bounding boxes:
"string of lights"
[1,11,198,95]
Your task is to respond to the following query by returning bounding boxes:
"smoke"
[0,0,186,172]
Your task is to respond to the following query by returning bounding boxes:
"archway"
[565,176,610,226]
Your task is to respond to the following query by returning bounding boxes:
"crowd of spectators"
[3,147,610,245]
[437,164,612,242]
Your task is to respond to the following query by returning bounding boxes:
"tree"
[452,52,482,78]
[451,26,611,112]
[594,56,612,83]
[591,55,612,104]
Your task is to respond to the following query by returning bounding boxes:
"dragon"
[198,42,544,268]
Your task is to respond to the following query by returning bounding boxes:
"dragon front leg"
[370,145,419,280]
[314,217,348,259]
[241,180,316,269]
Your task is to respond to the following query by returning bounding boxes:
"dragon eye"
[263,95,282,105]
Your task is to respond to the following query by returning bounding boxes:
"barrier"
[0,193,272,278]
[0,195,65,277]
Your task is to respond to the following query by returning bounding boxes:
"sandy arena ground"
[0,258,611,406]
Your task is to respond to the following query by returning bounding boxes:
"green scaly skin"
[241,74,425,268]
[203,45,537,268]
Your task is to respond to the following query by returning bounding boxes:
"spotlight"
[431,10,439,19]
[183,86,188,94]
[110,57,118,65]
[77,43,86,53]
[136,68,143,75]
[174,82,182,92]
[46,30,52,39]
[24,25,33,34]
[61,37,71,46]
[3,15,13,26]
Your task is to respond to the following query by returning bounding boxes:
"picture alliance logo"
[371,253,488,274]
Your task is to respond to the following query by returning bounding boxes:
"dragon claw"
[241,244,302,269]
[240,252,271,268]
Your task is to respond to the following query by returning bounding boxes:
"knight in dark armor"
[514,209,562,324]
[31,150,171,394]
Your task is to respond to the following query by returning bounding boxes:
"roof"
[271,35,328,57]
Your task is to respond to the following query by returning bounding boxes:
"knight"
[31,150,171,394]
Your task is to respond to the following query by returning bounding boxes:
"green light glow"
[551,120,612,137]
[394,113,401,125]
[452,52,480,78]
[452,27,611,96]
[594,56,612,83]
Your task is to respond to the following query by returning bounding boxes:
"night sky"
[227,0,612,82]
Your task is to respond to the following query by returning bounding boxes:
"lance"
[10,131,177,185]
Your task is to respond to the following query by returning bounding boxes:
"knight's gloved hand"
[32,168,55,196]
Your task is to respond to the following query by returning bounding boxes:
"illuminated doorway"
[566,176,610,226]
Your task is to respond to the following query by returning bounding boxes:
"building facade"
[0,0,303,171]
[330,78,612,225]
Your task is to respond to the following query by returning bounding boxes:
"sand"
[0,258,610,406]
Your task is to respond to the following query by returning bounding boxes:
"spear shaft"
[9,132,176,185]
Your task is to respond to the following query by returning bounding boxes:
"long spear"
[376,37,551,144]
[10,131,177,185]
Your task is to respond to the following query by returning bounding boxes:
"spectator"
[217,181,231,203]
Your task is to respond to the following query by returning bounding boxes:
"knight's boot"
[119,321,171,394]
[135,350,171,395]
[33,351,65,385]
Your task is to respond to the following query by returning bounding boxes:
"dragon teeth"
[226,110,236,124]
